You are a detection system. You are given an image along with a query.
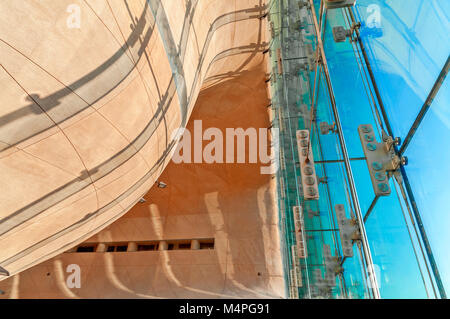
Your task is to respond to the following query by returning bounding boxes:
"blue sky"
[319,0,449,297]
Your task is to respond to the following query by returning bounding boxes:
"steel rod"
[348,6,447,299]
[399,55,450,155]
[315,157,366,164]
[363,195,379,223]
[400,165,447,298]
[308,0,380,298]
[304,229,339,232]
[347,9,393,137]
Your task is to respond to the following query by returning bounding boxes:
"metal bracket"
[335,204,361,257]
[351,22,361,32]
[298,0,311,10]
[270,21,276,38]
[319,121,336,135]
[313,244,342,298]
[313,269,332,298]
[307,208,320,218]
[276,48,283,75]
[381,130,407,169]
[358,124,394,196]
[296,130,320,200]
[291,245,303,287]
[293,206,307,258]
[323,244,344,280]
[332,22,361,42]
[358,124,406,196]
[289,269,299,298]
[332,26,352,42]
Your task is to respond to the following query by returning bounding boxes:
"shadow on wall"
[0,0,268,237]
[0,65,285,299]
[0,0,269,279]
[0,1,156,149]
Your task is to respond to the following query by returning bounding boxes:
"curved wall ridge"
[0,0,268,279]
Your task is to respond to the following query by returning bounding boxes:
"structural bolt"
[364,134,374,142]
[305,176,315,185]
[367,143,377,151]
[307,187,316,196]
[361,125,371,133]
[377,183,389,193]
[372,162,383,171]
[299,131,308,138]
[374,172,386,181]
[304,166,314,175]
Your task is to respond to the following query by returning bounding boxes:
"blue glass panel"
[322,8,381,159]
[319,5,432,298]
[404,81,450,292]
[354,0,450,138]
[351,160,429,298]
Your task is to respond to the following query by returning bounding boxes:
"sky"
[320,0,449,297]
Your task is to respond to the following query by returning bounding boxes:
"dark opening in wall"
[178,243,191,250]
[69,238,215,253]
[200,240,215,250]
[137,244,158,251]
[76,245,96,253]
[106,244,128,252]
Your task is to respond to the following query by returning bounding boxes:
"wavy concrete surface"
[0,0,268,280]
[0,66,285,298]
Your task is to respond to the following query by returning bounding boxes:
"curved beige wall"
[0,0,268,280]
[0,66,284,298]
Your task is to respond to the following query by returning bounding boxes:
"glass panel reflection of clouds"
[405,83,450,293]
[272,0,448,299]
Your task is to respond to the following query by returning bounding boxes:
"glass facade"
[269,0,449,299]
